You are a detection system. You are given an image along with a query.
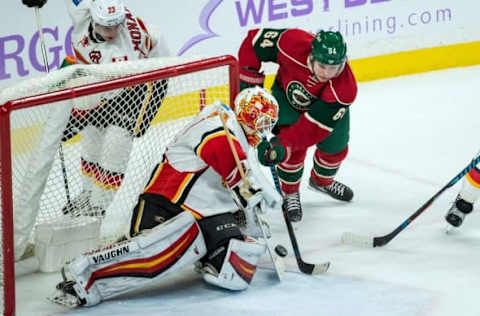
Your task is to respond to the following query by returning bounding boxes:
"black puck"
[274,244,288,257]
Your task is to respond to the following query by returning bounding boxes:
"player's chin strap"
[217,103,285,281]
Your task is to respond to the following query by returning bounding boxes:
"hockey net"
[0,55,239,315]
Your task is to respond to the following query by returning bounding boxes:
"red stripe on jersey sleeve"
[238,29,264,83]
[198,135,246,182]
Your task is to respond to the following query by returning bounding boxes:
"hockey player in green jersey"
[238,28,358,222]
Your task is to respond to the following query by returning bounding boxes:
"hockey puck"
[274,244,288,257]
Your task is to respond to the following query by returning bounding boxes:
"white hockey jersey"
[64,0,170,64]
[143,105,247,218]
[142,104,282,219]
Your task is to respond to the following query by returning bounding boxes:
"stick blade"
[299,260,330,275]
[312,261,330,274]
[341,232,374,248]
[272,255,286,280]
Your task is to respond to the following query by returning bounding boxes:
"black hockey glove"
[257,137,286,166]
[22,0,47,8]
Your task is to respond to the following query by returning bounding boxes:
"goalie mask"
[234,87,279,146]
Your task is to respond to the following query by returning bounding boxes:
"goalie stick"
[268,164,330,275]
[342,154,480,248]
[219,107,285,280]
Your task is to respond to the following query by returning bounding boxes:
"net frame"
[0,54,239,315]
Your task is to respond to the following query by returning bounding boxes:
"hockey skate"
[283,192,302,222]
[308,178,354,202]
[48,268,85,308]
[62,190,105,218]
[445,195,473,228]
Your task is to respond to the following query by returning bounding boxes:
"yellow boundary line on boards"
[10,41,480,155]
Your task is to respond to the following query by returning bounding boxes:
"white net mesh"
[0,55,237,293]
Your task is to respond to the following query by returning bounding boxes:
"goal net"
[0,55,239,315]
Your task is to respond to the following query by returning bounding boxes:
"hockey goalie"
[50,87,283,307]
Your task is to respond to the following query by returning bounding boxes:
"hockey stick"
[342,154,480,248]
[268,164,330,274]
[34,7,72,206]
[218,108,285,280]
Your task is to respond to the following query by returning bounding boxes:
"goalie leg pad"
[197,213,243,272]
[201,238,266,291]
[197,213,265,290]
[56,211,206,307]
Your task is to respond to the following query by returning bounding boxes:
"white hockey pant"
[81,125,133,210]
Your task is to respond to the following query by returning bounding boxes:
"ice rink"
[16,65,480,316]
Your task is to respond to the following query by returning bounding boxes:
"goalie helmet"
[234,87,279,146]
[90,0,126,27]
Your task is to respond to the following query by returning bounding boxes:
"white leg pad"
[65,211,206,306]
[202,238,266,291]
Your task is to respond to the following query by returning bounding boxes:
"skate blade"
[445,224,459,235]
[48,290,80,308]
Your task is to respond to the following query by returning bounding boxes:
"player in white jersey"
[23,0,171,217]
[49,87,282,307]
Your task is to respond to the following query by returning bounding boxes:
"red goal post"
[0,55,239,315]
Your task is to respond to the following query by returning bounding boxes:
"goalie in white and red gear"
[50,88,282,307]
[53,0,171,217]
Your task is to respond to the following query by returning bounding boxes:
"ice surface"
[16,65,480,316]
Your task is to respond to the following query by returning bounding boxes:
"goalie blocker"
[51,210,265,307]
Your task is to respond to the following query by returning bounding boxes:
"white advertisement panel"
[1,0,478,89]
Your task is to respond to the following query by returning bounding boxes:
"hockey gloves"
[231,181,263,211]
[239,67,265,91]
[22,0,47,8]
[257,137,286,166]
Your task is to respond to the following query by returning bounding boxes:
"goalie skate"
[48,269,84,308]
